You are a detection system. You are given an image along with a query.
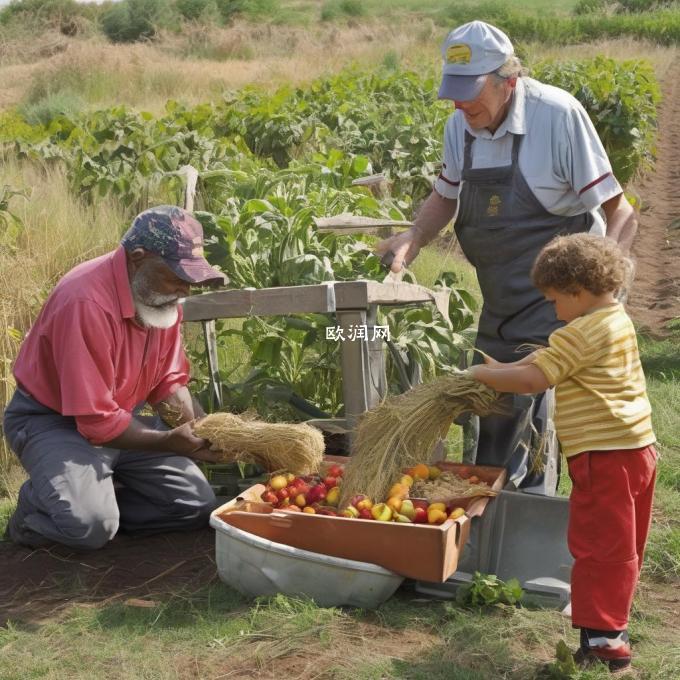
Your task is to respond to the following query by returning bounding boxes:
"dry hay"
[339,371,499,507]
[194,413,325,475]
[410,471,497,504]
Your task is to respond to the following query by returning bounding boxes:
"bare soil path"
[628,59,680,334]
[0,529,216,627]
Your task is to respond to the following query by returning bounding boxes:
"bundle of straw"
[339,371,499,507]
[194,413,325,475]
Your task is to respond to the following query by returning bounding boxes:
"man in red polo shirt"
[3,205,225,550]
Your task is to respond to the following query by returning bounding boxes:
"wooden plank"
[304,418,350,434]
[314,214,413,233]
[181,284,336,321]
[334,281,450,314]
[336,309,371,436]
[202,319,223,410]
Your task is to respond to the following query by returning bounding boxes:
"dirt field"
[627,60,680,334]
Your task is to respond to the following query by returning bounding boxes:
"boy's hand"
[468,365,485,381]
[482,354,501,368]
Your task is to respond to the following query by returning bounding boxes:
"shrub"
[0,0,100,34]
[573,0,607,14]
[616,0,671,12]
[19,91,84,127]
[176,0,221,22]
[101,0,167,43]
[534,57,660,183]
[440,2,680,46]
[321,0,366,21]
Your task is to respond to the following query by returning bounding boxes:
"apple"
[413,507,428,524]
[277,497,290,508]
[270,475,288,491]
[388,483,409,499]
[399,499,416,520]
[340,506,359,518]
[386,496,403,514]
[308,484,327,503]
[412,499,429,511]
[261,491,278,505]
[350,494,367,508]
[357,500,374,512]
[427,507,448,525]
[411,464,430,481]
[328,464,344,478]
[317,507,338,516]
[393,513,412,523]
[324,476,338,489]
[399,474,414,487]
[276,488,289,502]
[358,508,374,520]
[449,507,465,520]
[294,482,310,496]
[428,465,442,480]
[325,486,341,507]
[371,503,392,522]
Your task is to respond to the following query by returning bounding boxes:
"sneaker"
[573,631,632,674]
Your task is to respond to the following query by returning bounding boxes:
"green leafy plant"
[534,57,660,183]
[0,185,29,251]
[455,572,524,608]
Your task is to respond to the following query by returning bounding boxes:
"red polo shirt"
[13,246,190,444]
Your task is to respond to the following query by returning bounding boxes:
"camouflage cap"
[121,205,226,286]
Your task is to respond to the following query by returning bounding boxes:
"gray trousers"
[3,390,217,550]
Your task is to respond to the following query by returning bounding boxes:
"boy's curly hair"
[531,233,633,296]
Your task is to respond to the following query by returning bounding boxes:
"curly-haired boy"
[471,233,657,674]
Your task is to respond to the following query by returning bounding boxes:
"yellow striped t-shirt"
[532,303,655,457]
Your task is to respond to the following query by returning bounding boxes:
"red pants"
[567,445,657,631]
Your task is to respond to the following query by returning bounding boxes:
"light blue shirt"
[434,78,622,236]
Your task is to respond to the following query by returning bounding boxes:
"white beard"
[134,301,179,329]
[130,260,183,329]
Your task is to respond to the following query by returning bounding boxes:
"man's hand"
[376,227,425,274]
[163,421,221,463]
[156,385,204,427]
[103,417,221,461]
[375,191,458,273]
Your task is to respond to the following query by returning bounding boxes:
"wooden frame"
[182,280,450,436]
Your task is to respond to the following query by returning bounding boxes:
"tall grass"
[0,159,126,486]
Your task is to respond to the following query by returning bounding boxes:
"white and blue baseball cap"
[438,21,514,102]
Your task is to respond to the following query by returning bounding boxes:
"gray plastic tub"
[211,512,404,608]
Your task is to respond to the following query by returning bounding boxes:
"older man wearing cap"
[377,21,637,495]
[3,205,225,550]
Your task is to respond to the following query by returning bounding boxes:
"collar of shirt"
[112,245,137,321]
[464,76,527,141]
